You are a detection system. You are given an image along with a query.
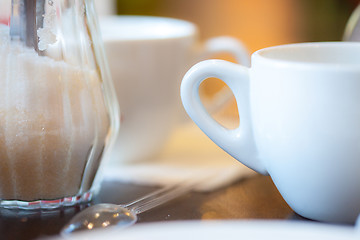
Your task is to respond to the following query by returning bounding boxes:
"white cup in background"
[94,0,116,16]
[100,15,249,163]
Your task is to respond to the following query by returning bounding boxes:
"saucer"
[52,220,358,240]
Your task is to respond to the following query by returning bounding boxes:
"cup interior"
[255,42,360,65]
[100,16,196,41]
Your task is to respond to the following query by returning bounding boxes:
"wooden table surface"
[0,175,305,240]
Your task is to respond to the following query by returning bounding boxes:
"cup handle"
[199,36,250,113]
[181,59,267,175]
[202,36,250,67]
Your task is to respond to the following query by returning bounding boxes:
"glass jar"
[0,0,119,209]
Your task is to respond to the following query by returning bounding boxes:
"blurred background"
[94,0,360,118]
[96,0,359,51]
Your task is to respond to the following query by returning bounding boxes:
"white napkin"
[102,121,256,192]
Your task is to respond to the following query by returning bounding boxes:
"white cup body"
[101,16,197,163]
[251,43,360,223]
[181,42,360,223]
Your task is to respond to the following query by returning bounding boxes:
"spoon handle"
[123,179,201,214]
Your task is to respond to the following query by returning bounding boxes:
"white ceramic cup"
[181,42,360,224]
[100,15,249,163]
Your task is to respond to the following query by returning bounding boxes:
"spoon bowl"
[61,204,137,234]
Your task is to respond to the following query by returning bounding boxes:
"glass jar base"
[0,191,93,210]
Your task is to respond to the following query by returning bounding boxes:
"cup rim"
[253,41,360,70]
[99,15,198,41]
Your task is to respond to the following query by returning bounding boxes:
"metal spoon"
[61,180,200,235]
[10,0,45,52]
